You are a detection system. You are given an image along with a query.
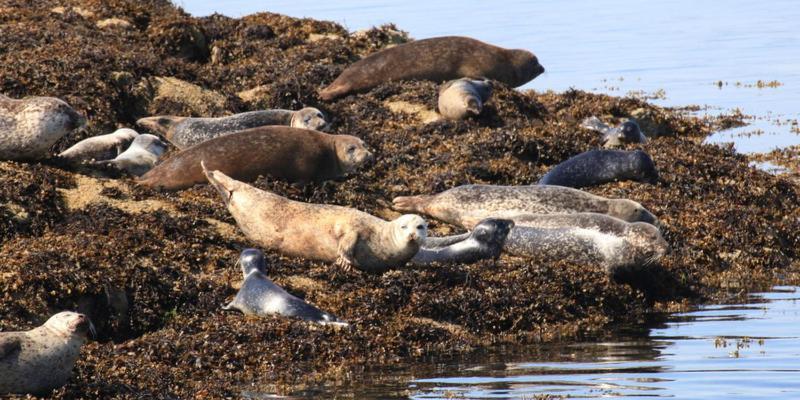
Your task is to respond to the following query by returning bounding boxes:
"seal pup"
[581,117,647,148]
[138,127,372,191]
[438,78,493,120]
[319,36,544,100]
[57,127,139,163]
[137,107,329,149]
[0,95,85,160]
[0,311,93,395]
[204,165,426,273]
[411,218,513,265]
[538,149,659,188]
[92,134,167,176]
[223,249,348,326]
[393,184,658,228]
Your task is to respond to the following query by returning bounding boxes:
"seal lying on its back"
[393,184,658,228]
[411,218,513,266]
[58,128,139,163]
[93,134,167,176]
[204,165,426,273]
[538,149,659,188]
[581,117,646,148]
[438,78,493,120]
[0,94,85,160]
[319,36,544,100]
[138,126,372,191]
[137,107,328,150]
[0,312,93,395]
[223,249,348,326]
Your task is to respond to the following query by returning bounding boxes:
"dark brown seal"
[319,36,544,100]
[137,126,373,191]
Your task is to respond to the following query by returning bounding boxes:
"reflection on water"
[180,0,800,155]
[408,287,800,399]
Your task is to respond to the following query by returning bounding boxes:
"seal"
[204,165,427,273]
[319,36,544,100]
[581,117,647,148]
[0,311,93,396]
[138,126,372,191]
[93,134,167,176]
[538,149,659,188]
[222,249,348,326]
[137,107,329,150]
[392,184,658,227]
[411,218,513,265]
[57,127,139,163]
[438,78,493,120]
[0,94,85,160]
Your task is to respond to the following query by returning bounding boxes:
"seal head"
[0,96,86,160]
[333,135,374,173]
[290,107,329,131]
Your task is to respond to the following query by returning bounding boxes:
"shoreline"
[1,1,799,398]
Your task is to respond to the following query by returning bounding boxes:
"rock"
[236,85,272,105]
[97,18,133,30]
[136,77,230,117]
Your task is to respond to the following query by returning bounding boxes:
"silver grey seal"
[0,311,94,396]
[437,78,493,120]
[58,127,139,163]
[581,117,647,148]
[92,134,167,176]
[137,107,328,149]
[0,94,85,160]
[222,249,348,326]
[411,218,513,265]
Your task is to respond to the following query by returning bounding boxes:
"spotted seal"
[411,218,513,265]
[0,94,85,160]
[438,78,493,120]
[222,249,348,326]
[392,184,658,228]
[204,165,426,273]
[538,149,659,188]
[319,36,544,100]
[138,126,372,191]
[0,312,93,395]
[57,127,139,163]
[137,107,329,150]
[93,133,167,176]
[581,117,647,148]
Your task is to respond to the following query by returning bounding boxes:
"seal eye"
[416,225,424,230]
[347,145,356,153]
[401,225,407,229]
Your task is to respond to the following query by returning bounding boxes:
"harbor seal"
[137,107,329,150]
[438,78,493,120]
[411,218,513,265]
[138,126,372,191]
[0,311,93,395]
[204,165,426,273]
[222,249,348,326]
[319,36,544,100]
[538,149,659,188]
[581,117,647,148]
[0,94,85,160]
[57,127,139,163]
[93,134,167,176]
[392,184,658,227]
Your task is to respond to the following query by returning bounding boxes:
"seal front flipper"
[335,231,359,272]
[0,336,22,361]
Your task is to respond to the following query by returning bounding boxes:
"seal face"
[538,149,659,188]
[136,107,329,150]
[0,95,85,160]
[204,166,425,273]
[581,117,647,148]
[93,134,167,176]
[438,78,493,120]
[411,218,513,265]
[319,36,544,100]
[222,249,348,326]
[0,311,93,395]
[392,184,658,227]
[58,128,139,163]
[138,126,372,191]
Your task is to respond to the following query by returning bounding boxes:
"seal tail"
[202,161,235,206]
[392,194,432,213]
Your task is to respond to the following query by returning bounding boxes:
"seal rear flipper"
[202,161,236,205]
[220,301,242,313]
[0,336,22,361]
[391,194,431,213]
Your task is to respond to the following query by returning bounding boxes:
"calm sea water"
[179,2,800,398]
[179,0,800,154]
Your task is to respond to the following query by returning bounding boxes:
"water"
[178,0,800,155]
